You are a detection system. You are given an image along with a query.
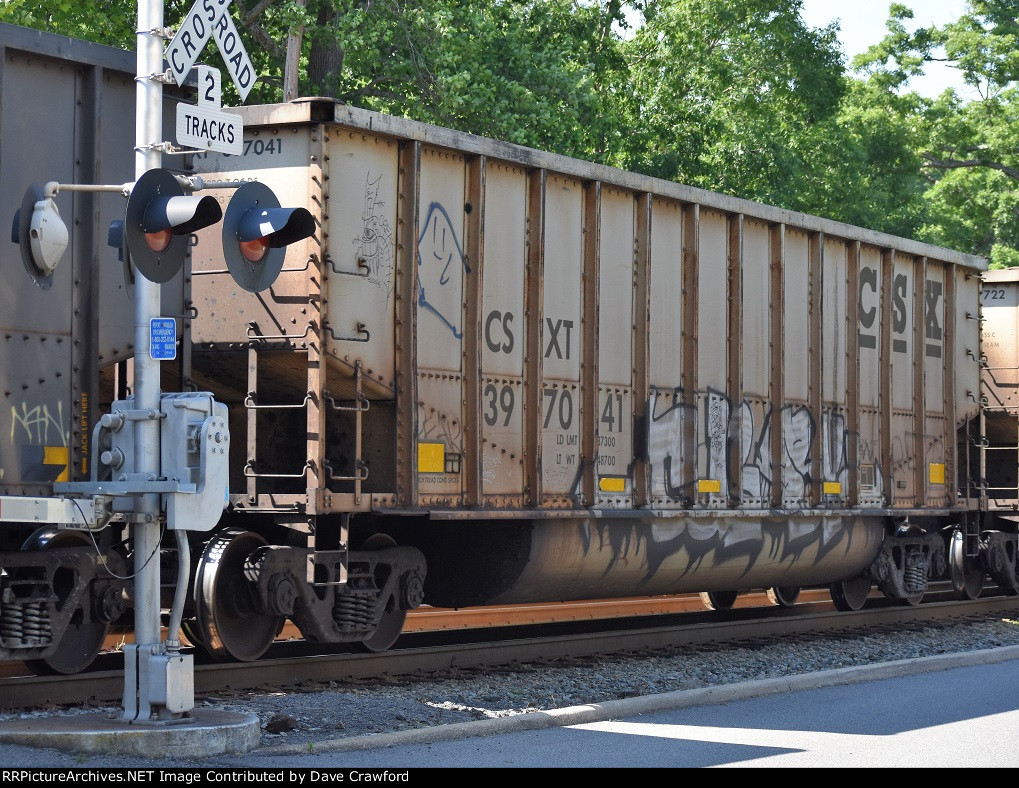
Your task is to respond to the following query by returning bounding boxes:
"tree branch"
[922,152,1019,180]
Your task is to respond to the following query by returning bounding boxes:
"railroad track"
[4,590,1018,711]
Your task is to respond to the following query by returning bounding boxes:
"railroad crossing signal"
[165,0,255,101]
[222,181,315,292]
[114,168,222,283]
[108,169,313,291]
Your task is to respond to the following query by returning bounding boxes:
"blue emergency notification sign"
[150,317,177,360]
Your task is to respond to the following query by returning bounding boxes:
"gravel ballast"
[3,616,1019,754]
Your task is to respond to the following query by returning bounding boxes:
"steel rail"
[3,595,1017,711]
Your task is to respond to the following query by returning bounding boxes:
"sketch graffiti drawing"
[702,390,730,494]
[353,172,395,302]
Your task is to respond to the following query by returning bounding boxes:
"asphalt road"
[1,647,1018,769]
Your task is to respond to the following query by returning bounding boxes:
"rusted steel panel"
[680,205,699,503]
[462,156,483,507]
[580,182,600,509]
[725,216,743,509]
[769,225,785,509]
[394,141,420,508]
[857,245,885,507]
[325,130,400,395]
[523,169,545,507]
[806,232,823,506]
[975,269,1012,503]
[846,241,862,505]
[647,199,684,508]
[956,268,982,498]
[595,187,635,507]
[890,252,917,506]
[479,162,527,502]
[415,147,467,506]
[190,127,318,352]
[782,228,811,508]
[694,209,729,509]
[741,219,771,509]
[632,194,652,509]
[539,174,584,504]
[821,237,850,506]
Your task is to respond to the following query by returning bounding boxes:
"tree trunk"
[283,0,307,101]
[307,3,344,97]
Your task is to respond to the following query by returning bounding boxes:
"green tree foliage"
[3,0,1015,264]
[275,0,628,157]
[618,0,845,208]
[0,0,136,45]
[854,1,1019,266]
[791,79,932,237]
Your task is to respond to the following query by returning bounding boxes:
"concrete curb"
[257,645,1019,755]
[0,709,261,758]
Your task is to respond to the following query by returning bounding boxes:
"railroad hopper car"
[176,98,998,659]
[0,23,1015,673]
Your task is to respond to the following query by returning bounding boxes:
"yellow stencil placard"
[417,443,445,474]
[929,463,946,485]
[44,446,69,483]
[697,478,721,494]
[823,481,842,495]
[599,476,626,493]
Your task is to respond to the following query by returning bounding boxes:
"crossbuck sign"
[165,0,255,102]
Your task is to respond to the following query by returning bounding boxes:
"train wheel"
[829,577,871,612]
[191,530,282,662]
[699,590,739,611]
[21,528,109,675]
[766,586,801,607]
[901,590,924,606]
[357,534,407,653]
[949,529,983,600]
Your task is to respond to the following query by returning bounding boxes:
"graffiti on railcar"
[739,398,773,503]
[781,403,814,500]
[821,410,850,492]
[647,386,862,505]
[704,390,730,493]
[857,436,885,496]
[647,386,693,499]
[417,201,470,338]
[354,171,395,303]
[580,515,869,584]
[7,397,70,482]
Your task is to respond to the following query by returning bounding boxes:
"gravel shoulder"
[2,616,1018,761]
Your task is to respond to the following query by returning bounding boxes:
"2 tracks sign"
[166,0,252,154]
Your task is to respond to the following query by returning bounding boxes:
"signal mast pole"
[127,0,169,722]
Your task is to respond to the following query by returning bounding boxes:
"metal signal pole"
[124,0,169,723]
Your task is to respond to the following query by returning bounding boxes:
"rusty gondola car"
[0,22,1016,673]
